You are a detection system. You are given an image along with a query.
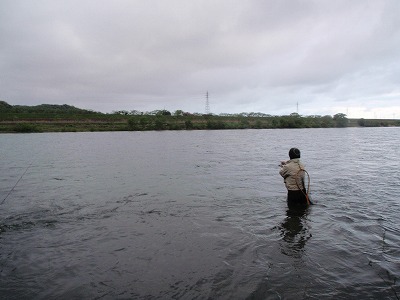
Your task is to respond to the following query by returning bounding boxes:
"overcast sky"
[1,1,400,118]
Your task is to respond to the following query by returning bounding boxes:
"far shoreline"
[1,117,398,133]
[1,101,399,133]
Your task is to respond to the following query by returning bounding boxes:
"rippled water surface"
[1,128,399,299]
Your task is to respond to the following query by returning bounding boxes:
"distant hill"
[0,100,13,110]
[0,101,99,114]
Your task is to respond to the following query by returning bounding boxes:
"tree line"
[123,112,352,131]
[1,100,399,132]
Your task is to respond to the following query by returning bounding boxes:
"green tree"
[239,117,250,128]
[358,118,366,126]
[154,117,167,130]
[139,117,150,130]
[156,110,171,116]
[321,115,334,127]
[130,110,143,115]
[207,120,226,129]
[254,120,262,129]
[127,118,139,130]
[333,113,348,127]
[174,110,184,116]
[185,120,193,129]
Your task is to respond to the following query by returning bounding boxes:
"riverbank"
[1,101,399,133]
[1,115,399,133]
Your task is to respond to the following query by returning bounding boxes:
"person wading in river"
[279,148,310,208]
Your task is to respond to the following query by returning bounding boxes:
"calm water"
[0,128,399,299]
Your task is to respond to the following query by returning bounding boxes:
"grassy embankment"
[1,101,399,133]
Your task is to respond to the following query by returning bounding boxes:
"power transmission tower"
[205,91,210,114]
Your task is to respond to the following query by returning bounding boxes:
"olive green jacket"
[279,158,305,191]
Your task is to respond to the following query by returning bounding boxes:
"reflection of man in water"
[280,207,311,256]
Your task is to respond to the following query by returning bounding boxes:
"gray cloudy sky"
[1,0,400,118]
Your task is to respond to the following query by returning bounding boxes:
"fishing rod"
[296,168,312,205]
[0,162,32,206]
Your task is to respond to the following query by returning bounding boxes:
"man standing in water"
[279,148,309,208]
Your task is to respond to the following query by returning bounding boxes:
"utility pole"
[205,91,210,114]
[296,102,299,114]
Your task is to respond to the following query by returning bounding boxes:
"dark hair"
[289,148,300,159]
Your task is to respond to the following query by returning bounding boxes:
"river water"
[0,128,399,299]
